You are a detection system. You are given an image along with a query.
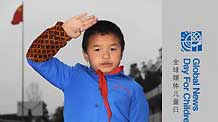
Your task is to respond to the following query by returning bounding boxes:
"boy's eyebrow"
[91,43,120,47]
[91,44,100,47]
[110,43,120,46]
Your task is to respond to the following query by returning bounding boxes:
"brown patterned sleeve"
[26,22,72,62]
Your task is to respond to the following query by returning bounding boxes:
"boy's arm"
[26,13,97,62]
[129,87,149,122]
[26,13,97,90]
[26,22,71,62]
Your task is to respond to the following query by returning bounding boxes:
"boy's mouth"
[100,62,113,67]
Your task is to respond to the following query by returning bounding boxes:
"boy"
[26,13,149,122]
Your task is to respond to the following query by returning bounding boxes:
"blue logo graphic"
[181,31,202,52]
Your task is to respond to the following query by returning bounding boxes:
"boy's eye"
[110,47,117,51]
[94,48,100,52]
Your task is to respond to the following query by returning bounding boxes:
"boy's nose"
[102,51,110,59]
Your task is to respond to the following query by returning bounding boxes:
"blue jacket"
[27,57,149,122]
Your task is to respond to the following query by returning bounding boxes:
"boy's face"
[83,33,122,74]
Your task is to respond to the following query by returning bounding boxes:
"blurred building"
[0,101,49,122]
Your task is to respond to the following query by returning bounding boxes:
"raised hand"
[62,13,98,39]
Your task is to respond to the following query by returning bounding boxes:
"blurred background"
[0,0,162,121]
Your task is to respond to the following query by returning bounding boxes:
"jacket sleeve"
[129,87,149,122]
[27,58,75,91]
[26,22,72,62]
[26,22,73,90]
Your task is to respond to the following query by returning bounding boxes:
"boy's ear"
[120,52,124,59]
[82,50,89,62]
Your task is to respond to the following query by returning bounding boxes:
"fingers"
[72,13,98,30]
[80,17,98,31]
[74,12,88,19]
[66,13,98,35]
[81,15,95,22]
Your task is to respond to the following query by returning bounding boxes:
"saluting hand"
[62,13,98,39]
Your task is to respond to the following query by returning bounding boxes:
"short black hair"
[82,20,125,53]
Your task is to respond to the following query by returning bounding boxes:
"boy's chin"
[99,68,114,74]
[101,69,112,74]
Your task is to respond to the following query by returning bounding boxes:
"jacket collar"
[88,65,124,76]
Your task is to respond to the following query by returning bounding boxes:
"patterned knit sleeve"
[26,22,72,62]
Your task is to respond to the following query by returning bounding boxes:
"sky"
[0,0,162,114]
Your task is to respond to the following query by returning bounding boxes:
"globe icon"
[192,32,202,42]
